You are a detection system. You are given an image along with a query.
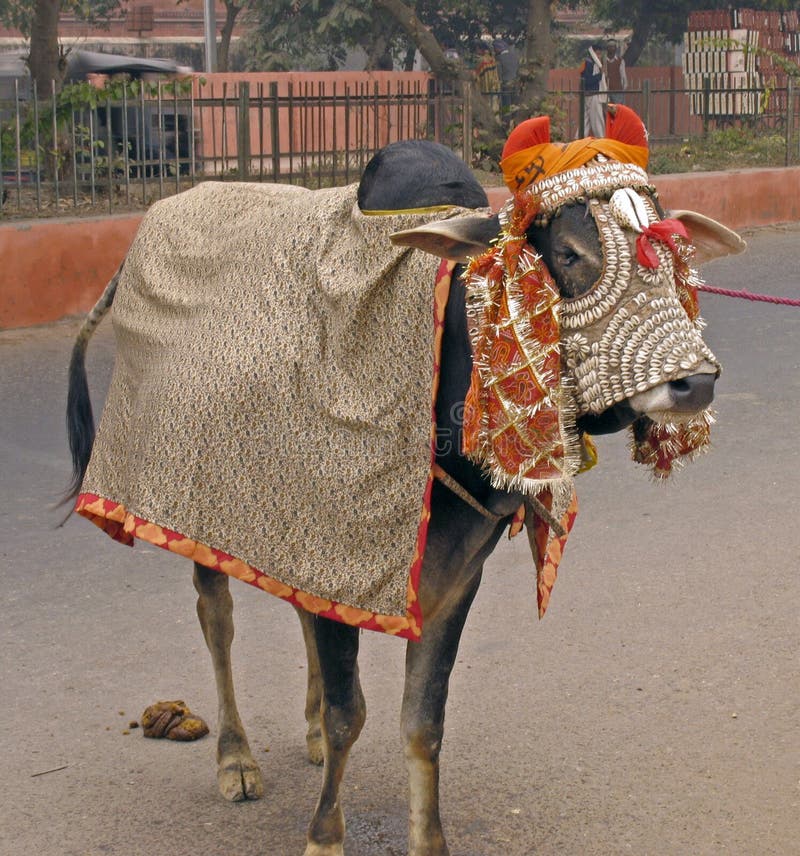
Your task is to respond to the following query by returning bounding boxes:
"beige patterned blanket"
[78,182,469,638]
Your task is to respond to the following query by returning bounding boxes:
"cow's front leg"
[401,572,483,856]
[193,562,264,801]
[305,616,365,856]
[295,607,324,765]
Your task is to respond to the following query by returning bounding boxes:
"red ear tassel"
[635,219,689,269]
[605,104,649,149]
[501,116,551,161]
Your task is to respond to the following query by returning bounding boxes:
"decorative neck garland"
[462,190,581,512]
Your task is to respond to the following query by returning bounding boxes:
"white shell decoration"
[609,187,651,233]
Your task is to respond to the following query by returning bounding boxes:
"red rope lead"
[696,283,800,307]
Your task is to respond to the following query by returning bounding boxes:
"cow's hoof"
[303,843,344,856]
[306,728,324,766]
[409,846,449,856]
[217,757,264,801]
[409,831,450,856]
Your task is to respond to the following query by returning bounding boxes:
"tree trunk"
[372,0,503,148]
[623,6,656,67]
[28,0,64,97]
[217,1,242,73]
[372,0,453,79]
[365,33,389,70]
[514,0,553,125]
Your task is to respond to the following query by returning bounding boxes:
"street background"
[1,224,798,855]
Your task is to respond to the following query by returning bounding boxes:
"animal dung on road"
[141,700,209,741]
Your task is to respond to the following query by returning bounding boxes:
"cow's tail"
[64,266,122,504]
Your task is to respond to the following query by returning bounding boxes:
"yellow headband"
[360,204,457,216]
[501,138,649,193]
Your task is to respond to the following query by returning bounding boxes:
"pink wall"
[193,72,434,165]
[189,66,729,163]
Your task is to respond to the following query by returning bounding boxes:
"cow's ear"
[670,210,746,265]
[391,214,501,261]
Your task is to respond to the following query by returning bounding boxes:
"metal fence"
[1,75,798,218]
[571,77,800,146]
[0,77,466,217]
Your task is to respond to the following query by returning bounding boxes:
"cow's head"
[392,107,745,456]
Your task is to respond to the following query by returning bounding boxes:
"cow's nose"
[668,373,715,411]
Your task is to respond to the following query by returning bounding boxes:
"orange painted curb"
[485,166,800,233]
[653,168,800,231]
[0,214,142,330]
[1,167,798,330]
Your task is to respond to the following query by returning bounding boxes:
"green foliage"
[57,76,195,109]
[413,0,526,52]
[0,0,34,32]
[0,0,122,37]
[243,0,530,72]
[0,75,194,172]
[243,0,351,71]
[647,127,786,174]
[577,0,797,47]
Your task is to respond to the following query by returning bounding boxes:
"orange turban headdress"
[500,104,650,193]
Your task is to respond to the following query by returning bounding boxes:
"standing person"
[604,41,627,104]
[494,38,519,120]
[475,39,501,118]
[579,44,606,137]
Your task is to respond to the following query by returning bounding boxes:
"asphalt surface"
[1,224,798,856]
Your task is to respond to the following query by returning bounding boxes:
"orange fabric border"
[531,489,579,618]
[75,261,456,642]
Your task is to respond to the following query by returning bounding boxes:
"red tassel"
[635,219,689,269]
[636,234,660,268]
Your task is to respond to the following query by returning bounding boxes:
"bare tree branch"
[372,0,504,145]
[372,0,458,79]
[218,0,244,72]
[514,0,553,123]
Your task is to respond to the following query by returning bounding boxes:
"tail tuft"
[60,266,121,514]
[64,337,95,503]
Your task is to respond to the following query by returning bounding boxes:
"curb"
[1,214,142,329]
[2,167,799,330]
[485,166,800,231]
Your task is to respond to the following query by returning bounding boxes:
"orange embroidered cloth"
[462,201,581,499]
[508,489,579,617]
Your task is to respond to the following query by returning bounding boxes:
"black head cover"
[357,139,488,212]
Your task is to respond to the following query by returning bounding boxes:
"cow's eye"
[559,248,579,267]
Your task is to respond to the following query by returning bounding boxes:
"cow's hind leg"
[295,607,324,765]
[401,572,483,856]
[305,617,365,856]
[193,562,264,801]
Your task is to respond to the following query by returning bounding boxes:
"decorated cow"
[66,106,744,856]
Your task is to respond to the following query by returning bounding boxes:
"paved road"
[1,225,799,856]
